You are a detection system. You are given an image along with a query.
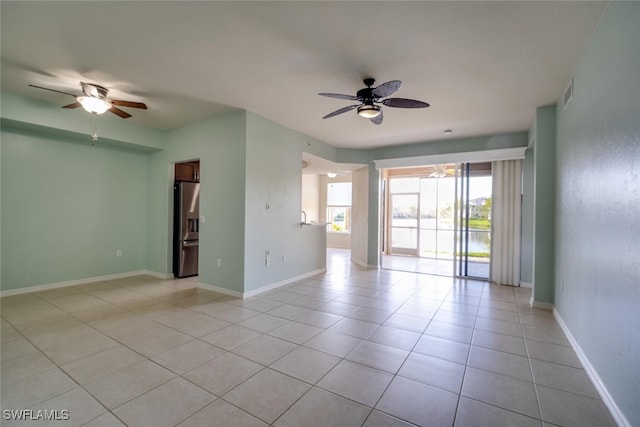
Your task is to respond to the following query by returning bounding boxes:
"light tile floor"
[1,250,617,426]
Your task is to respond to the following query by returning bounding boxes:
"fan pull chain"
[91,113,99,145]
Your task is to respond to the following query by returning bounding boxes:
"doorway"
[383,163,492,279]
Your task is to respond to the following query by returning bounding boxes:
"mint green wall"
[147,111,248,293]
[554,3,640,424]
[1,126,148,290]
[243,112,329,291]
[531,106,556,304]
[520,146,534,285]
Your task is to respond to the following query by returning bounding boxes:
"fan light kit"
[319,78,429,125]
[327,172,338,178]
[77,96,112,114]
[29,81,148,143]
[29,82,147,119]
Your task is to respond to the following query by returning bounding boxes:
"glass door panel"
[390,194,419,255]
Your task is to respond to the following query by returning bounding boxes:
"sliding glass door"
[455,163,492,279]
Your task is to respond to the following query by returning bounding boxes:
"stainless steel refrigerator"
[173,181,200,278]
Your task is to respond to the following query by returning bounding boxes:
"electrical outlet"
[217,258,222,267]
[116,249,122,257]
[282,254,287,263]
[561,280,565,292]
[265,250,271,266]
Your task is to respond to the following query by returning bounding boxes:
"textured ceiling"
[0,1,607,148]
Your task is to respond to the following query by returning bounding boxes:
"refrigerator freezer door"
[179,182,200,241]
[179,240,199,278]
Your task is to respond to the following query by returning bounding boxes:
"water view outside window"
[327,182,352,233]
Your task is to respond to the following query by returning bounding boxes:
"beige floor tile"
[13,314,82,339]
[424,321,474,344]
[268,321,323,344]
[274,387,370,427]
[317,359,393,406]
[363,410,416,426]
[152,340,225,374]
[41,332,120,365]
[232,334,296,365]
[475,317,523,337]
[2,387,107,427]
[368,325,421,351]
[61,345,145,384]
[223,368,310,424]
[476,306,521,323]
[1,367,76,409]
[177,399,267,427]
[346,307,392,324]
[432,310,477,328]
[28,323,97,350]
[328,318,379,339]
[201,325,261,350]
[84,360,176,409]
[114,324,193,357]
[69,304,127,323]
[468,346,533,382]
[525,339,581,368]
[226,297,284,313]
[184,352,262,396]
[237,313,290,333]
[530,359,598,398]
[295,310,342,328]
[398,352,465,394]
[88,312,155,334]
[266,304,311,320]
[270,346,340,384]
[156,309,231,337]
[113,378,215,427]
[472,329,527,356]
[522,325,570,346]
[455,397,542,427]
[413,335,471,365]
[48,293,112,312]
[346,340,409,374]
[81,412,127,427]
[384,313,431,333]
[303,330,363,357]
[207,305,261,323]
[317,300,360,316]
[1,350,56,385]
[1,337,41,361]
[461,367,540,419]
[2,304,66,326]
[537,385,617,427]
[376,376,459,427]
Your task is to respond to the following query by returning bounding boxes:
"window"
[327,182,352,233]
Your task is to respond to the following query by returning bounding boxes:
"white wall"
[350,165,369,267]
[301,174,320,222]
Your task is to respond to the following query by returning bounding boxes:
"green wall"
[554,2,640,424]
[147,111,248,293]
[531,105,556,305]
[244,112,329,291]
[1,125,149,290]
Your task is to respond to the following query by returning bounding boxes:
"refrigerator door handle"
[182,241,199,248]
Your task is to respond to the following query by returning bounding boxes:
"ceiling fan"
[28,82,147,118]
[319,78,429,125]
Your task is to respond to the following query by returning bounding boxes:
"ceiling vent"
[563,78,574,108]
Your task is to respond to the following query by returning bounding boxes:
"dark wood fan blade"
[62,102,81,109]
[318,93,360,101]
[370,109,384,125]
[372,80,401,98]
[322,104,360,119]
[109,106,132,118]
[382,98,430,108]
[111,99,148,109]
[29,84,77,97]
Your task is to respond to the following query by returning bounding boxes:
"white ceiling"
[0,1,607,149]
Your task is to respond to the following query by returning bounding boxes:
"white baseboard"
[553,308,631,427]
[351,258,368,269]
[0,270,149,298]
[197,268,327,299]
[143,270,173,280]
[529,295,553,311]
[197,282,244,298]
[520,281,533,288]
